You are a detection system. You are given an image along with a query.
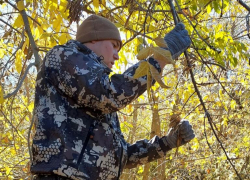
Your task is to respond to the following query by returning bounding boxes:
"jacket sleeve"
[44,45,161,114]
[125,135,172,169]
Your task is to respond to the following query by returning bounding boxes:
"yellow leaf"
[148,25,156,32]
[0,49,5,59]
[34,27,41,40]
[11,149,16,155]
[230,100,236,110]
[133,61,149,79]
[93,0,99,13]
[17,0,25,11]
[154,37,168,48]
[53,15,62,32]
[15,49,23,73]
[152,47,175,65]
[13,14,24,28]
[59,33,68,44]
[49,38,57,47]
[0,86,5,104]
[59,0,68,13]
[137,47,151,60]
[102,0,106,6]
[28,102,34,112]
[127,104,132,113]
[22,39,27,52]
[1,3,7,9]
[137,166,143,174]
[5,167,11,175]
[149,64,171,89]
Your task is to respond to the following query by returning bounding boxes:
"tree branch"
[238,0,250,12]
[6,0,41,69]
[19,10,41,69]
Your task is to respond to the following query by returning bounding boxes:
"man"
[31,15,195,180]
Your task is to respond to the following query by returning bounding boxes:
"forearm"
[125,135,172,169]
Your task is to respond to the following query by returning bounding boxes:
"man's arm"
[44,46,161,114]
[125,120,195,169]
[125,135,171,169]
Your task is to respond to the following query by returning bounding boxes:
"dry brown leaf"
[153,47,175,65]
[137,47,151,60]
[149,64,171,89]
[133,61,149,79]
[154,37,168,48]
[169,113,181,129]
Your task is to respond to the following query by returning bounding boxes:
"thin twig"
[0,30,25,80]
[204,115,214,154]
[181,91,195,111]
[0,18,22,34]
[203,61,227,71]
[4,62,36,99]
[0,110,23,139]
[183,103,201,119]
[122,29,144,47]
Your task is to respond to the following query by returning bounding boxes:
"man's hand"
[164,23,191,60]
[165,119,195,149]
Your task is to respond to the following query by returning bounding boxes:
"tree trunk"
[121,100,139,180]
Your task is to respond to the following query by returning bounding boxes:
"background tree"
[0,0,249,179]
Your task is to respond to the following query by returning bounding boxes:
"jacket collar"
[66,40,112,74]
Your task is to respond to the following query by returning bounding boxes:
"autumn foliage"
[0,0,250,179]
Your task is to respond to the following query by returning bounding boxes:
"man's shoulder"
[46,40,92,61]
[50,40,79,53]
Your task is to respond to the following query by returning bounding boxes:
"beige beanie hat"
[76,15,122,49]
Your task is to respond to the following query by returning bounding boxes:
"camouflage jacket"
[31,40,172,180]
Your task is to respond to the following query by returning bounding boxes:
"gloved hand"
[164,23,191,59]
[165,119,195,149]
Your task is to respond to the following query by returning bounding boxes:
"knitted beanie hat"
[76,15,122,49]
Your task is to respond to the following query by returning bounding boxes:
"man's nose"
[114,52,119,60]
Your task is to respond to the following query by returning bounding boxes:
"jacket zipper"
[117,141,123,180]
[77,123,95,166]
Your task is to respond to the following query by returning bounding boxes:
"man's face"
[92,40,120,69]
